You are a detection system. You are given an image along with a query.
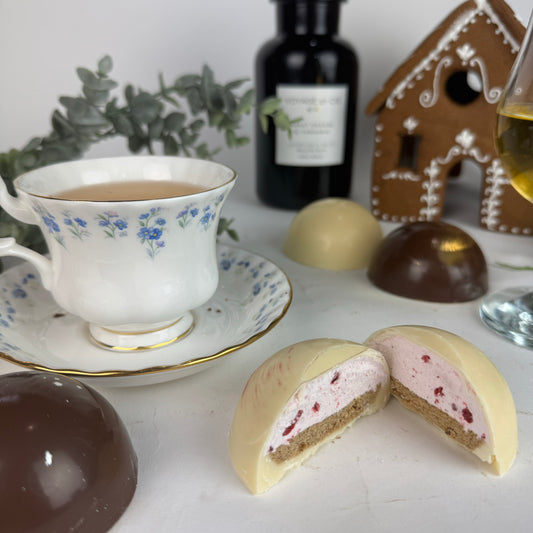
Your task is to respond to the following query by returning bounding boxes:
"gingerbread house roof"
[366,0,525,115]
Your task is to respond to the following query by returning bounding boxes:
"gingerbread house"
[366,0,533,235]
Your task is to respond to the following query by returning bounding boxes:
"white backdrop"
[0,0,530,205]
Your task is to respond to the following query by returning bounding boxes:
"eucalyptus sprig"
[0,55,294,254]
[258,96,302,137]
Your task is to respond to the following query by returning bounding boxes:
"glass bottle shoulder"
[256,34,356,63]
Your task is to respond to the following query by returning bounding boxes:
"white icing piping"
[481,158,508,231]
[385,2,521,110]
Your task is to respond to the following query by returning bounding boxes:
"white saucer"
[0,244,292,386]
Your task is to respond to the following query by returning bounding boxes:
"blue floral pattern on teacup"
[32,192,225,258]
[97,211,129,239]
[176,204,200,228]
[138,207,166,258]
[63,211,90,240]
[33,203,66,248]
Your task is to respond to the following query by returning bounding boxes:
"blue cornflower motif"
[177,209,188,218]
[190,208,199,217]
[149,228,163,240]
[150,207,157,214]
[156,241,165,248]
[138,227,162,240]
[137,227,151,239]
[139,213,150,220]
[113,219,128,230]
[74,218,87,227]
[220,259,231,271]
[155,218,166,226]
[0,319,9,328]
[12,288,27,299]
[99,219,110,226]
[64,218,73,226]
[200,213,211,225]
[43,216,60,232]
[252,283,261,296]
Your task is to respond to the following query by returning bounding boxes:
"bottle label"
[275,84,348,167]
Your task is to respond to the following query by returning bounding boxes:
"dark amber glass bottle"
[255,0,358,209]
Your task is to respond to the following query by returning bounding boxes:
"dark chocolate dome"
[367,221,488,303]
[0,371,137,533]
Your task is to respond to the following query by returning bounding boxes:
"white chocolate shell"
[283,198,383,270]
[365,325,517,475]
[229,338,390,494]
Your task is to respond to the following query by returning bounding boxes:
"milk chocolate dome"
[0,371,137,533]
[367,221,488,303]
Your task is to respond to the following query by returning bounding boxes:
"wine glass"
[480,10,533,348]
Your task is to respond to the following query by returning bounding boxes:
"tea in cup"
[0,156,236,350]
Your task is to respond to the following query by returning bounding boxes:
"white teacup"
[0,156,236,351]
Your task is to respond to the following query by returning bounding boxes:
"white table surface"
[1,176,532,533]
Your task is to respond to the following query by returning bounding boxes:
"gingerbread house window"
[398,134,421,170]
[445,70,483,105]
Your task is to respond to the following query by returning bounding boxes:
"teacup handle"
[0,178,53,289]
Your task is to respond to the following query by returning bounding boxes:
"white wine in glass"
[480,10,533,349]
[496,103,533,202]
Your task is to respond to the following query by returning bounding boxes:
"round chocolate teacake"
[0,371,138,533]
[367,221,488,303]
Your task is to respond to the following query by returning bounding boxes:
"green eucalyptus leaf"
[259,113,269,133]
[225,129,236,148]
[178,129,197,146]
[195,143,210,159]
[236,89,254,114]
[148,116,164,138]
[77,67,118,91]
[130,92,160,124]
[224,78,249,91]
[130,118,145,138]
[273,111,291,131]
[222,90,238,119]
[128,135,145,153]
[259,96,281,115]
[113,115,135,136]
[200,65,215,107]
[82,86,110,106]
[161,92,180,108]
[97,55,113,75]
[210,85,225,109]
[51,110,76,136]
[105,97,119,114]
[164,112,186,132]
[175,74,201,90]
[185,87,203,115]
[19,152,38,169]
[163,135,179,155]
[23,137,42,151]
[125,84,135,104]
[158,72,167,93]
[208,109,224,127]
[235,136,250,147]
[77,67,99,88]
[62,97,109,127]
[190,119,205,133]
